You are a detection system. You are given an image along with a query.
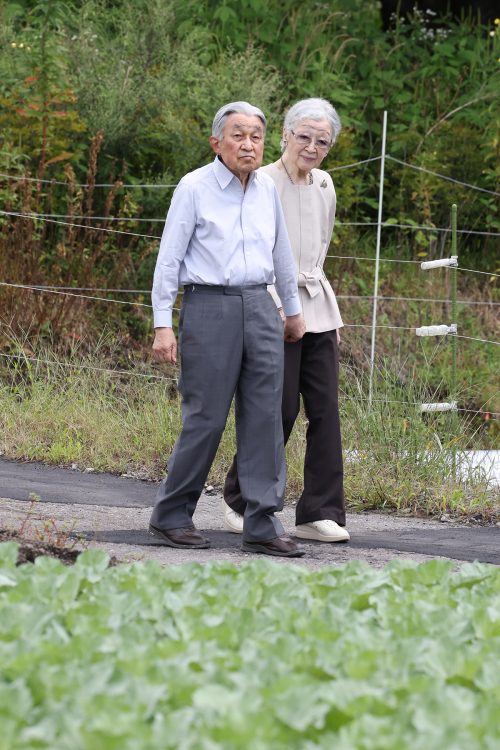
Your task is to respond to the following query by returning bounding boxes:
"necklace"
[280,157,312,185]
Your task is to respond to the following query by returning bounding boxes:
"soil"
[0,528,81,564]
[0,528,118,566]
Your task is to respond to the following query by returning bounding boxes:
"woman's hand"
[284,313,306,342]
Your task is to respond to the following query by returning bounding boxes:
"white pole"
[368,110,387,405]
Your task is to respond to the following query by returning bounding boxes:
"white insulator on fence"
[420,401,458,413]
[420,256,458,270]
[415,324,457,337]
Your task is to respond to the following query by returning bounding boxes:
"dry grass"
[0,343,497,521]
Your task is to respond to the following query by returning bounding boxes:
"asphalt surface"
[0,457,153,507]
[1,456,499,566]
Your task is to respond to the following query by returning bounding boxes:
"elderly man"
[149,101,306,558]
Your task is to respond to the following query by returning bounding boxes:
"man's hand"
[152,327,177,364]
[284,313,306,343]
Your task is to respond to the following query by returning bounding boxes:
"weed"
[14,491,83,551]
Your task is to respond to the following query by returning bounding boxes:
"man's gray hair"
[282,98,341,150]
[212,101,267,140]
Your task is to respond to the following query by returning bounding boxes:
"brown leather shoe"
[148,524,210,549]
[242,535,305,558]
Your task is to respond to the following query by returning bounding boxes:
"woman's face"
[283,118,333,172]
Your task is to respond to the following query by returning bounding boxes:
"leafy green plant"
[0,0,87,173]
[1,550,500,749]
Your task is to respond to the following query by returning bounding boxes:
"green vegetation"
[0,1,498,336]
[0,1,498,507]
[1,546,500,749]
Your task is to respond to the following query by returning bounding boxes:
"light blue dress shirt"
[152,157,301,328]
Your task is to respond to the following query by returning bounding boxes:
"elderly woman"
[222,97,349,543]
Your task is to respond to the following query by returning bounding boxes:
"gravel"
[0,491,475,570]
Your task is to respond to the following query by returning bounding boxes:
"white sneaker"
[221,499,244,534]
[294,519,350,543]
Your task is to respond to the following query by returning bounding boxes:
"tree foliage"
[0,0,498,341]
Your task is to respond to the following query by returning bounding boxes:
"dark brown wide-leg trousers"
[224,329,346,526]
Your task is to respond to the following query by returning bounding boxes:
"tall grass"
[0,340,496,520]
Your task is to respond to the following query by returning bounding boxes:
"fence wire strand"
[457,266,500,279]
[344,323,415,331]
[0,209,160,239]
[0,352,177,382]
[0,171,177,189]
[5,211,499,238]
[326,156,381,172]
[326,254,421,264]
[2,211,498,277]
[385,156,500,197]
[336,294,500,307]
[455,334,500,346]
[1,281,498,321]
[2,152,497,196]
[0,281,153,308]
[3,283,496,308]
[376,222,500,238]
[1,352,497,417]
[14,212,167,223]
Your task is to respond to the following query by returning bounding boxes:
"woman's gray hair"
[281,98,341,151]
[212,101,267,140]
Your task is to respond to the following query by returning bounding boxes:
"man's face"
[209,113,265,178]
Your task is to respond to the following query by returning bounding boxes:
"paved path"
[1,457,499,568]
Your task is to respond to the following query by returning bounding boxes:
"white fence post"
[368,110,387,405]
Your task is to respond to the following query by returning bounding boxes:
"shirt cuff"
[281,297,302,317]
[267,284,282,308]
[153,310,173,328]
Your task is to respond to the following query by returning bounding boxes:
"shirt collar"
[213,156,257,190]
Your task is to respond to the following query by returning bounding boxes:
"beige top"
[262,162,343,333]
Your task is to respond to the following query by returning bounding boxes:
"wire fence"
[0,171,178,189]
[384,156,500,197]
[0,209,160,239]
[3,208,499,279]
[1,136,499,418]
[0,281,153,308]
[2,209,500,239]
[2,153,498,195]
[1,351,498,420]
[2,279,499,338]
[0,351,177,382]
[2,280,498,307]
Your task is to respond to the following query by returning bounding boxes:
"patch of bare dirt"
[0,529,118,566]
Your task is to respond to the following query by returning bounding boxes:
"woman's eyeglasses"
[291,130,332,151]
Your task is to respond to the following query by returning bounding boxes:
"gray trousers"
[150,285,286,542]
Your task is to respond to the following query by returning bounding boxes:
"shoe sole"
[241,541,305,558]
[294,528,350,543]
[223,519,243,535]
[148,526,211,549]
